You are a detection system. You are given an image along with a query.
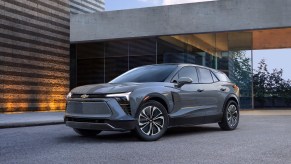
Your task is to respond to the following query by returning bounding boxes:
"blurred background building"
[0,0,104,112]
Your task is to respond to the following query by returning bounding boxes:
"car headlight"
[106,92,131,101]
[66,92,72,99]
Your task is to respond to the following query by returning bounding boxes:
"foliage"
[228,51,291,107]
[253,59,269,105]
[230,51,252,97]
[253,59,291,106]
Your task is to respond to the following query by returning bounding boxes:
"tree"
[267,68,284,105]
[253,59,291,107]
[253,59,269,106]
[226,53,291,108]
[278,79,291,106]
[230,51,252,97]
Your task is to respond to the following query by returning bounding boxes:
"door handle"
[220,88,226,91]
[197,89,204,92]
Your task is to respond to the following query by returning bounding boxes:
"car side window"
[211,71,219,82]
[198,68,214,83]
[172,66,198,83]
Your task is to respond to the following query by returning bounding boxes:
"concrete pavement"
[241,109,291,116]
[0,111,64,129]
[1,109,291,129]
[1,115,291,164]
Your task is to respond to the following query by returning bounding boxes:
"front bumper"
[64,97,136,131]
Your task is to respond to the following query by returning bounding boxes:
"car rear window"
[215,71,231,82]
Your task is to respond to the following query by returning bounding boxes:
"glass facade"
[72,30,291,109]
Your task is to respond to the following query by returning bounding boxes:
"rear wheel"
[73,129,102,137]
[134,100,169,141]
[218,100,239,130]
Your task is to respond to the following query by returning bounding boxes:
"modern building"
[70,0,105,14]
[70,0,291,109]
[1,0,291,112]
[0,0,103,112]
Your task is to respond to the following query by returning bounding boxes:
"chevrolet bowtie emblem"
[81,94,89,99]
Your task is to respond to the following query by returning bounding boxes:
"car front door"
[170,66,205,125]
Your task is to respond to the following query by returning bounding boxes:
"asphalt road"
[1,115,291,164]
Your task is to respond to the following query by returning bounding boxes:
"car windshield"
[110,65,177,83]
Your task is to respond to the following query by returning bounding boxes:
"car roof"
[145,63,219,72]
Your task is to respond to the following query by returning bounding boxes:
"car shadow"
[165,125,221,137]
[56,131,138,143]
[57,125,221,143]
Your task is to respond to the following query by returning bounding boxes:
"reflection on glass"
[105,57,129,82]
[157,34,217,68]
[74,31,257,109]
[129,38,156,69]
[76,43,105,86]
[105,40,129,82]
[228,50,253,109]
[215,32,253,108]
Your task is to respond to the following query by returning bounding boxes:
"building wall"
[70,0,291,43]
[70,0,105,14]
[0,0,70,112]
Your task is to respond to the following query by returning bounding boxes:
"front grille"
[71,94,106,99]
[70,94,132,115]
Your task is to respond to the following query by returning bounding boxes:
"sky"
[105,0,291,80]
[105,0,215,11]
[253,49,291,80]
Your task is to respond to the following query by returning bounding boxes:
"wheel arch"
[147,97,169,112]
[223,94,240,111]
[139,93,170,113]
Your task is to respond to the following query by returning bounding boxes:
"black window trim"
[210,70,220,83]
[170,66,200,84]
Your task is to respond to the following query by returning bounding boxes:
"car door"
[170,66,205,125]
[196,67,220,122]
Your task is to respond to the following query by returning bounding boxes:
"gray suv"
[65,64,240,141]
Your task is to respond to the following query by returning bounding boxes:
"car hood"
[71,83,143,94]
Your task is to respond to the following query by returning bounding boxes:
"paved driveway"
[1,115,291,164]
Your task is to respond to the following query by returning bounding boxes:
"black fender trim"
[222,94,240,112]
[139,93,171,113]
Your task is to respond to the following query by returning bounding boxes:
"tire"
[134,100,169,141]
[73,129,102,137]
[218,100,239,130]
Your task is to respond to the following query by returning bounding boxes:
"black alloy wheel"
[219,100,239,130]
[134,100,169,141]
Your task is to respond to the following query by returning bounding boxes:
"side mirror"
[175,77,193,88]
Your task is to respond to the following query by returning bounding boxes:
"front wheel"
[134,100,169,141]
[218,100,239,130]
[73,129,102,137]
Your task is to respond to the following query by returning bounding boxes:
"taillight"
[233,85,239,90]
[233,84,239,96]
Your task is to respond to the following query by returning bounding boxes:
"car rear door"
[196,67,220,121]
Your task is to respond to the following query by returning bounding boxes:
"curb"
[0,121,64,129]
